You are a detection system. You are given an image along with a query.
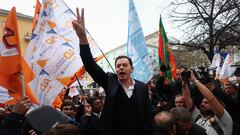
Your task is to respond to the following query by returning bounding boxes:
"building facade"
[96,32,160,76]
[95,31,209,76]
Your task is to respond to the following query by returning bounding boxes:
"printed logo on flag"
[2,27,17,49]
[25,0,101,106]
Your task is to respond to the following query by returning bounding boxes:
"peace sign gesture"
[72,8,88,45]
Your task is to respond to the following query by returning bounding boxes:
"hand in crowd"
[72,8,88,44]
[189,70,197,82]
[84,103,92,116]
[13,97,32,115]
[28,129,38,135]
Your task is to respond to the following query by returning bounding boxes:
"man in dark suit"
[72,8,152,135]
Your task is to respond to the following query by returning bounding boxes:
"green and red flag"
[158,16,177,79]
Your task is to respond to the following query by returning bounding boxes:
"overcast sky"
[0,0,183,52]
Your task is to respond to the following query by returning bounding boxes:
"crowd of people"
[0,8,239,135]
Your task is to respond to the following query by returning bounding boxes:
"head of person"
[156,98,168,111]
[60,101,74,117]
[199,98,215,117]
[63,96,72,102]
[170,107,192,135]
[153,111,176,135]
[199,77,214,90]
[87,97,102,114]
[223,83,238,96]
[72,95,80,104]
[147,78,156,91]
[174,94,186,108]
[115,55,134,81]
[176,67,186,82]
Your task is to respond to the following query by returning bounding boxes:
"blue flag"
[127,0,153,83]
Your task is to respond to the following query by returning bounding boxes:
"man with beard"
[181,71,233,135]
[72,8,151,135]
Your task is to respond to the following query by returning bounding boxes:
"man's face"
[175,96,185,107]
[72,96,80,104]
[115,58,134,81]
[205,82,212,89]
[176,69,182,81]
[92,99,102,113]
[147,79,156,90]
[199,98,213,116]
[224,84,236,96]
[61,105,73,117]
[176,68,185,82]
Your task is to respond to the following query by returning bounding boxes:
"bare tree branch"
[169,0,240,61]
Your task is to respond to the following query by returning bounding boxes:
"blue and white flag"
[127,0,153,83]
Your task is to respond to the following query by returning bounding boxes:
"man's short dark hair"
[60,101,74,111]
[175,94,183,99]
[115,55,133,66]
[87,97,98,106]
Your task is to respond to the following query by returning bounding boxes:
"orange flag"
[52,95,62,109]
[0,7,39,104]
[32,0,41,31]
[67,55,104,87]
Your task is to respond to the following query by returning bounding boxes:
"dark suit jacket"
[79,113,101,135]
[80,45,152,135]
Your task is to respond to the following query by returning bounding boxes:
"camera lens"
[186,71,191,78]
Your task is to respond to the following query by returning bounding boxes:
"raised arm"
[189,71,224,119]
[72,8,108,89]
[182,83,194,111]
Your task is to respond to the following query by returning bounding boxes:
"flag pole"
[20,71,26,97]
[74,73,85,95]
[85,29,116,73]
[62,0,115,73]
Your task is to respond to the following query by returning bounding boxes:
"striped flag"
[158,16,177,79]
[127,0,153,83]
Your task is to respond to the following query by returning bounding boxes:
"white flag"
[210,52,221,70]
[219,53,236,79]
[25,0,101,106]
